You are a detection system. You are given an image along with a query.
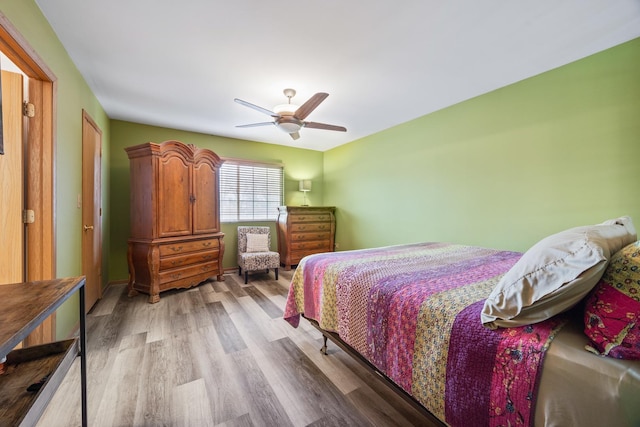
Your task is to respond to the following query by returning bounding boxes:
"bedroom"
[0,1,639,426]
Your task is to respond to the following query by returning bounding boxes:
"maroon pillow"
[584,241,640,359]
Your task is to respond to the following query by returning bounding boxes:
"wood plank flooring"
[36,270,429,426]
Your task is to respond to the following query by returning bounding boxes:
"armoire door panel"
[157,153,192,237]
[192,161,219,234]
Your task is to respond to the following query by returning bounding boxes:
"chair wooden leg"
[244,271,248,284]
[275,268,279,280]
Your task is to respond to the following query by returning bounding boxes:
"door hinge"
[23,209,35,224]
[23,101,35,118]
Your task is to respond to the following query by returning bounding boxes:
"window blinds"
[219,160,283,222]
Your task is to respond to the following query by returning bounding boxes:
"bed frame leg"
[320,335,328,355]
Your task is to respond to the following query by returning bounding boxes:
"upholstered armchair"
[237,226,280,284]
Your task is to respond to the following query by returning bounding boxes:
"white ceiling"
[35,1,640,152]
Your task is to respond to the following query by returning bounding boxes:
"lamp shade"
[299,180,312,192]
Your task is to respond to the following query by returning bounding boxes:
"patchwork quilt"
[284,243,566,427]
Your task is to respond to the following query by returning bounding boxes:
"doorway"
[82,110,103,311]
[1,13,57,345]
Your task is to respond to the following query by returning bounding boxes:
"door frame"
[1,13,57,344]
[82,109,102,310]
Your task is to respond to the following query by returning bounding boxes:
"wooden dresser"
[276,206,336,270]
[125,140,225,303]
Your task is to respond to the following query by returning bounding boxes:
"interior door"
[0,70,24,285]
[81,110,102,311]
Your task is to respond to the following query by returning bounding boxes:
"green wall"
[5,0,639,340]
[109,121,324,282]
[1,1,111,339]
[324,38,640,253]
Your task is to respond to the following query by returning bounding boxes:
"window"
[220,158,284,222]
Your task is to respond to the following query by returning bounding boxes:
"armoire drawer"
[159,238,219,256]
[159,261,219,285]
[159,249,219,270]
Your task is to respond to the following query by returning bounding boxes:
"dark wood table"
[0,276,87,426]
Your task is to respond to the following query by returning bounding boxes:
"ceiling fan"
[234,88,347,140]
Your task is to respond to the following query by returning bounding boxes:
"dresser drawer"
[291,249,330,262]
[290,231,331,242]
[289,213,332,223]
[291,241,333,251]
[159,249,218,270]
[289,222,332,233]
[159,261,219,285]
[160,238,219,256]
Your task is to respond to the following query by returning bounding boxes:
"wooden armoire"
[125,140,225,303]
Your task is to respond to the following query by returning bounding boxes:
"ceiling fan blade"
[234,98,279,117]
[293,93,329,120]
[236,122,275,128]
[303,121,347,132]
[290,131,301,140]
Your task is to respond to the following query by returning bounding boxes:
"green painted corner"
[324,37,640,253]
[108,120,324,281]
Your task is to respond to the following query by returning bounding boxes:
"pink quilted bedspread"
[283,243,566,427]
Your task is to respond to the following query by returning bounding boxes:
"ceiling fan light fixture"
[276,120,302,134]
[273,103,299,115]
[235,89,346,138]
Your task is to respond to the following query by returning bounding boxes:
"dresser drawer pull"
[169,246,183,252]
[170,273,182,280]
[170,259,184,266]
[201,254,213,260]
[201,241,212,247]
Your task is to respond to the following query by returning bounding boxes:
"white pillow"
[481,216,637,329]
[245,233,269,252]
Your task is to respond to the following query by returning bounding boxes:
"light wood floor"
[37,269,430,427]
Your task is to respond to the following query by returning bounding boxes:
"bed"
[283,233,640,427]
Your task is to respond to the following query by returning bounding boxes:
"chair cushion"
[246,233,269,252]
[239,252,280,271]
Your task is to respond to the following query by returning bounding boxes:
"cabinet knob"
[83,224,94,231]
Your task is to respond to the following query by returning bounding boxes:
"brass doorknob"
[83,225,94,231]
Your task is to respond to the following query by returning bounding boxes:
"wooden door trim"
[1,12,57,344]
[82,109,103,308]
